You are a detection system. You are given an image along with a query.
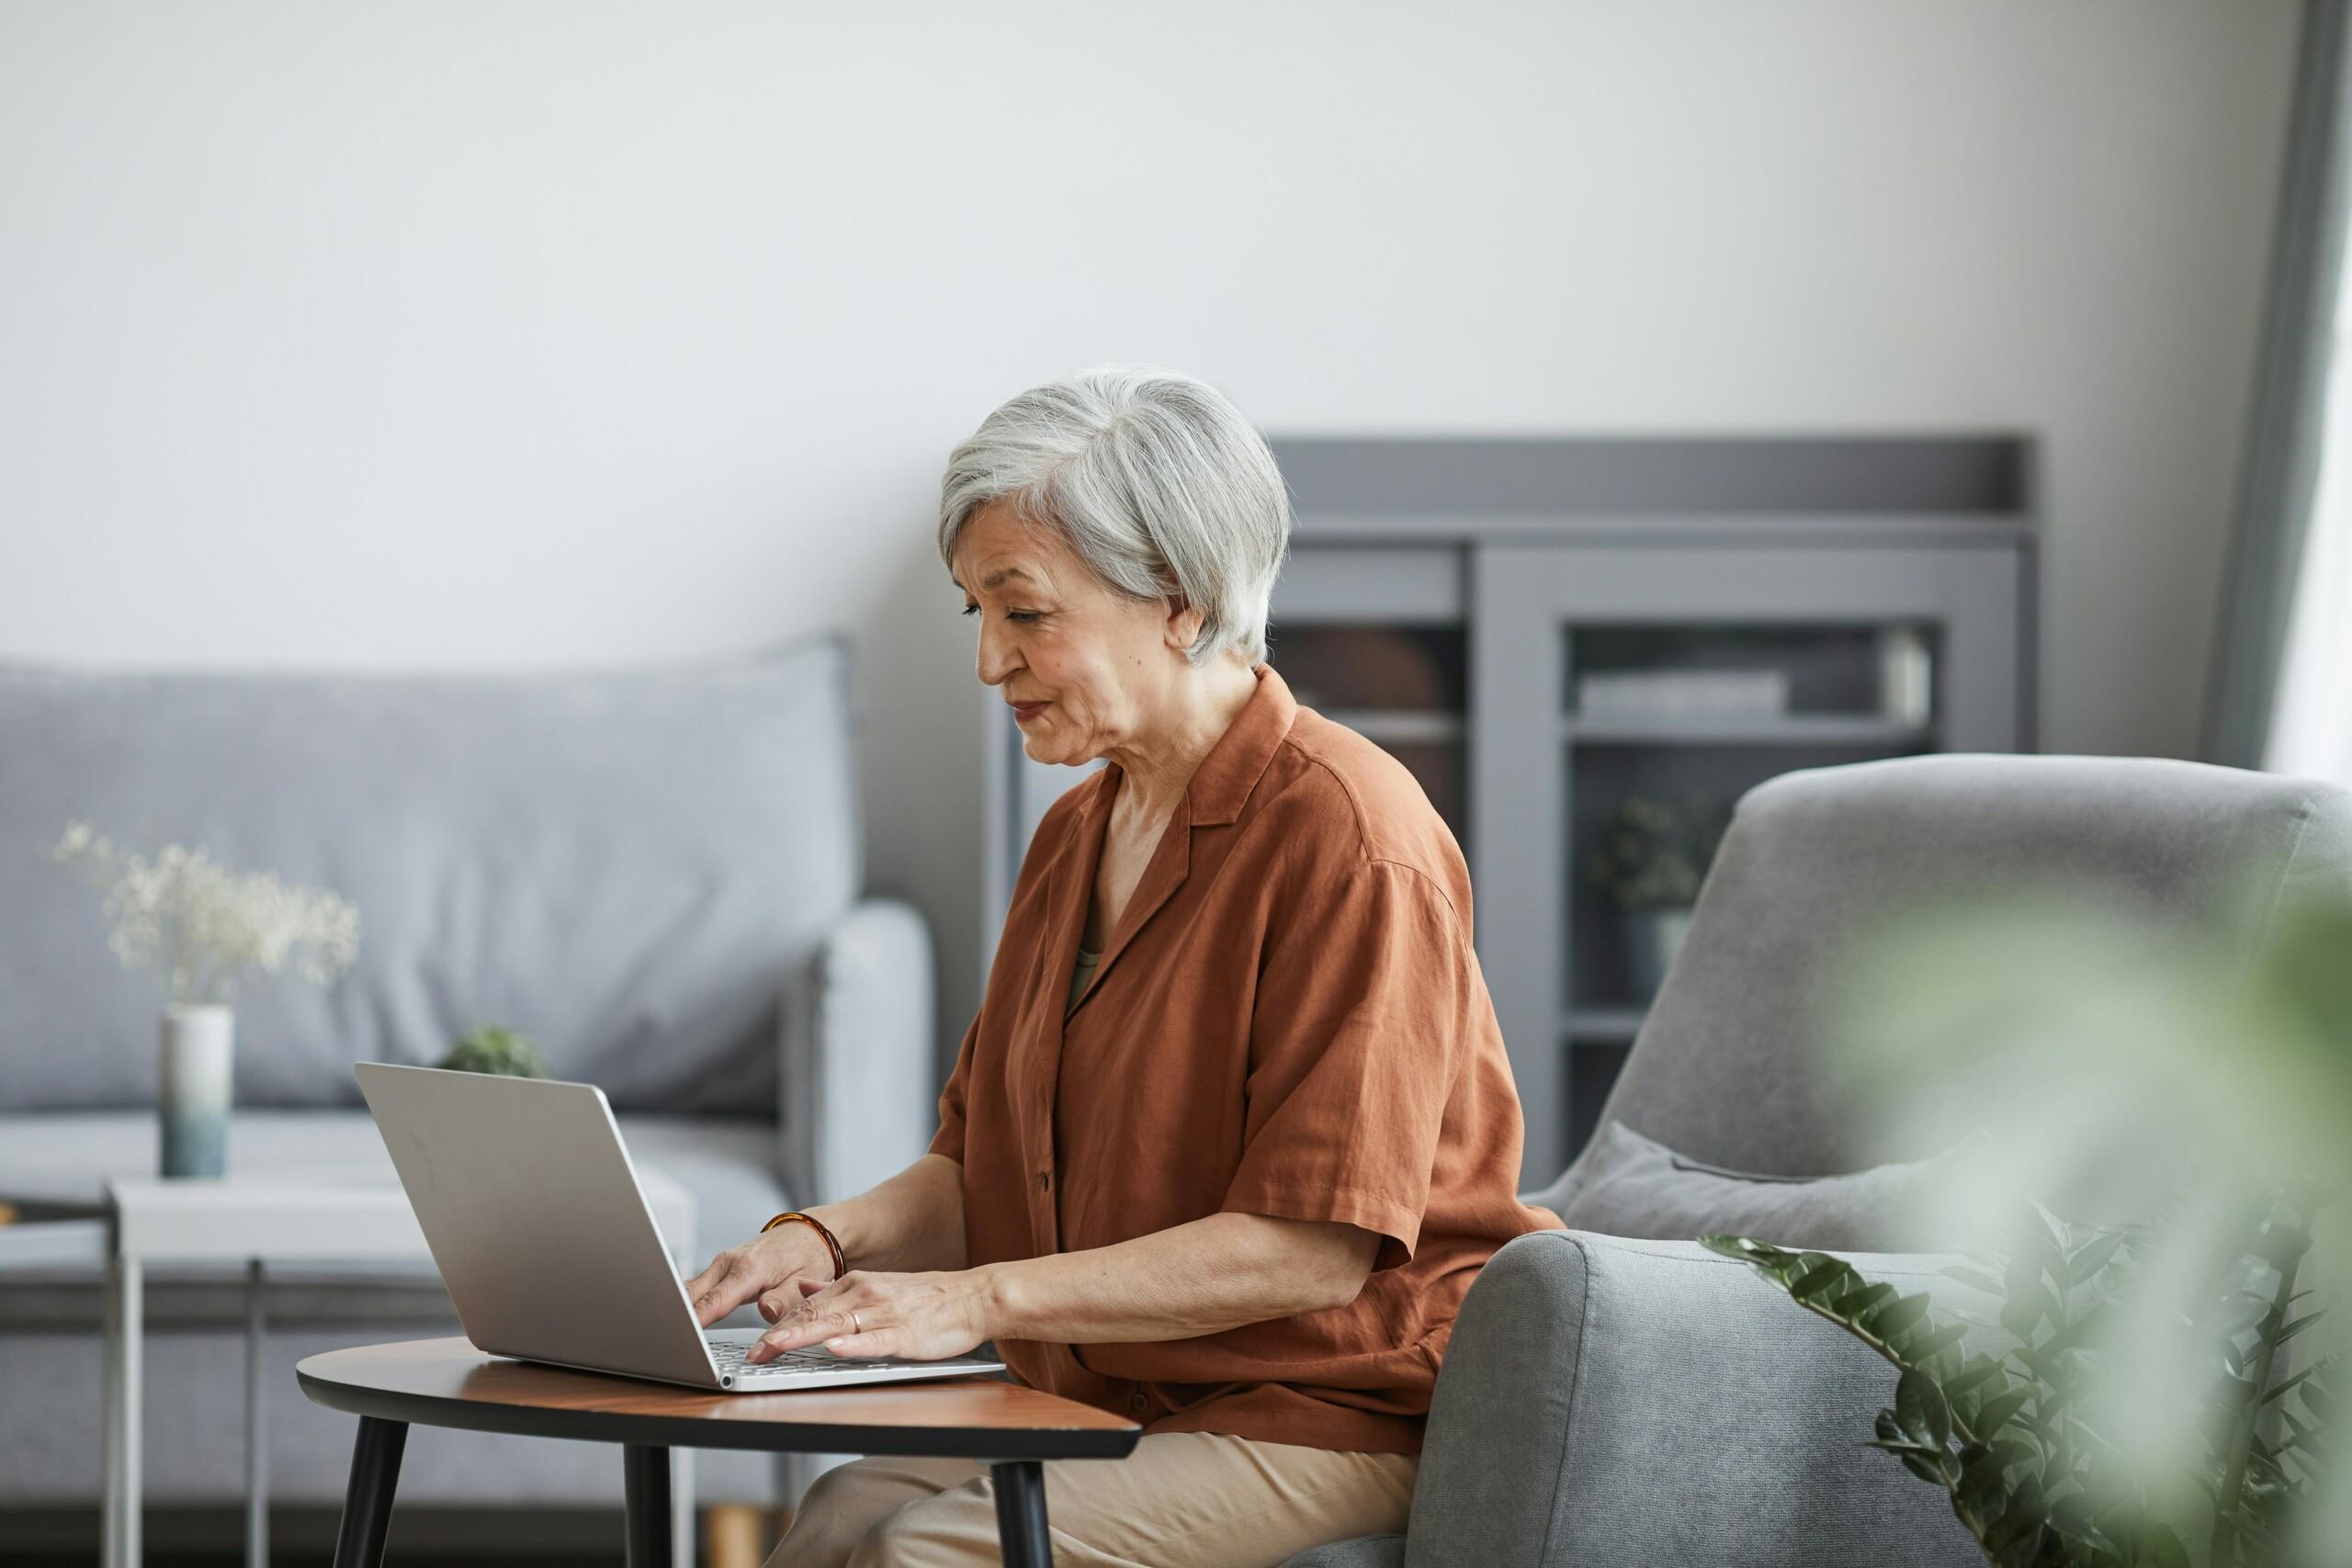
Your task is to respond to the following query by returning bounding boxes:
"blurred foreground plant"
[1708,886,2352,1567]
[1706,1189,2333,1566]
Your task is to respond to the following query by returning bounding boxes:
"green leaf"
[2047,1488,2100,1540]
[1958,1441,2008,1524]
[2261,1365,2318,1407]
[1791,1258,1852,1303]
[1862,1436,1944,1460]
[1985,1472,2048,1553]
[1976,1385,2037,1436]
[2040,1301,2115,1358]
[1994,1537,2040,1568]
[1871,1292,1935,1342]
[1990,1436,2039,1474]
[2258,1221,2313,1269]
[2280,1404,2321,1450]
[2012,1345,2072,1389]
[1999,1283,2054,1339]
[1831,1280,1897,1321]
[1895,1450,1946,1485]
[2273,1308,2327,1349]
[1904,1322,1972,1364]
[1897,1366,1952,1450]
[2025,1199,2068,1257]
[1944,1356,2008,1402]
[2065,1229,2126,1287]
[2144,1523,2189,1568]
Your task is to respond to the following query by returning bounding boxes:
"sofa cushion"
[0,636,858,1113]
[1532,1121,1979,1252]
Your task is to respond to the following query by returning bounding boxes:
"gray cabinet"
[979,437,2037,1186]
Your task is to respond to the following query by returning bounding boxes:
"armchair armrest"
[1402,1232,1984,1568]
[776,898,936,1210]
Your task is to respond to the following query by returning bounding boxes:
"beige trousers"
[763,1431,1417,1568]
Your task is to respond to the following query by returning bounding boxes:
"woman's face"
[951,500,1193,766]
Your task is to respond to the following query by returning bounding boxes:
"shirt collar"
[1089,663,1298,829]
[1178,662,1299,827]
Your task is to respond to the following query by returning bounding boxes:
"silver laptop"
[355,1062,1006,1393]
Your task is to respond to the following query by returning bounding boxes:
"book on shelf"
[1877,626,1934,727]
[1574,669,1789,719]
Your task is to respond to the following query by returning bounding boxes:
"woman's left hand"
[745,1268,993,1364]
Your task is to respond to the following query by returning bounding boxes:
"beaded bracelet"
[761,1210,846,1280]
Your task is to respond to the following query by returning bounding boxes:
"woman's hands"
[683,1222,839,1329]
[745,1268,996,1364]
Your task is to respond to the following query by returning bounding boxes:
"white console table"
[99,1168,696,1568]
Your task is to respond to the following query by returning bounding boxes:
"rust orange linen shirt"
[930,662,1563,1454]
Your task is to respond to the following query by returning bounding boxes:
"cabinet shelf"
[1563,714,1934,747]
[1319,709,1465,744]
[1562,1007,1647,1043]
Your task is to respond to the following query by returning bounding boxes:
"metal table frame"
[97,1173,697,1568]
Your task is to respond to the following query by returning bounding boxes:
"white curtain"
[2206,1,2352,775]
[2267,271,2352,784]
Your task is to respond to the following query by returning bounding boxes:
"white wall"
[0,1,2301,1068]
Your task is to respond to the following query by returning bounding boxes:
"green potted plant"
[436,1024,554,1079]
[1705,1196,2329,1568]
[1586,792,1726,994]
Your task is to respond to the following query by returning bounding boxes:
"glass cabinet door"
[1474,543,2025,1185]
[1267,545,1472,851]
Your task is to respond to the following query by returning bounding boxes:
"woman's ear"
[1162,596,1204,654]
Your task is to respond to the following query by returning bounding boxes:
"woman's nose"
[975,624,1020,687]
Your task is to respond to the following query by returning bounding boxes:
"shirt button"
[1130,1392,1148,1415]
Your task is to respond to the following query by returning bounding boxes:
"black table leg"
[990,1460,1051,1568]
[331,1416,407,1568]
[623,1444,673,1568]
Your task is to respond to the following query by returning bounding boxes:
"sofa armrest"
[1403,1231,1984,1568]
[777,899,936,1210]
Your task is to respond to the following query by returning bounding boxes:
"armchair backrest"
[1538,752,2352,1207]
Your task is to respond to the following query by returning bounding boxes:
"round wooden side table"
[297,1337,1141,1567]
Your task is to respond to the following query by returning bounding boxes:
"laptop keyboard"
[711,1339,928,1376]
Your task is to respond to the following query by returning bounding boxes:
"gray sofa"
[1288,752,2352,1568]
[0,636,933,1531]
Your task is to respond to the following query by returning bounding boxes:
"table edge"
[294,1360,1143,1462]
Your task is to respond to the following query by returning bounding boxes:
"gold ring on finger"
[849,1310,861,1335]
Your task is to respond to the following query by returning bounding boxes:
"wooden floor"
[0,1503,790,1565]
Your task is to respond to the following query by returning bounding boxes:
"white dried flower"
[50,819,361,1006]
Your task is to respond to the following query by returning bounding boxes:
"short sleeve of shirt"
[928,1010,980,1165]
[1221,857,1471,1272]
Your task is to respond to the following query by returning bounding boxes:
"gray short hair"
[938,366,1293,667]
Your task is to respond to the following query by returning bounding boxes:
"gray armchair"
[1286,752,2352,1568]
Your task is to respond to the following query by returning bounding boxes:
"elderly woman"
[684,367,1560,1567]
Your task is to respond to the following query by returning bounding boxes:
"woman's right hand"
[683,1222,841,1328]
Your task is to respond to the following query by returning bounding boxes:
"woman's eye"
[962,604,1039,623]
[960,604,980,617]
